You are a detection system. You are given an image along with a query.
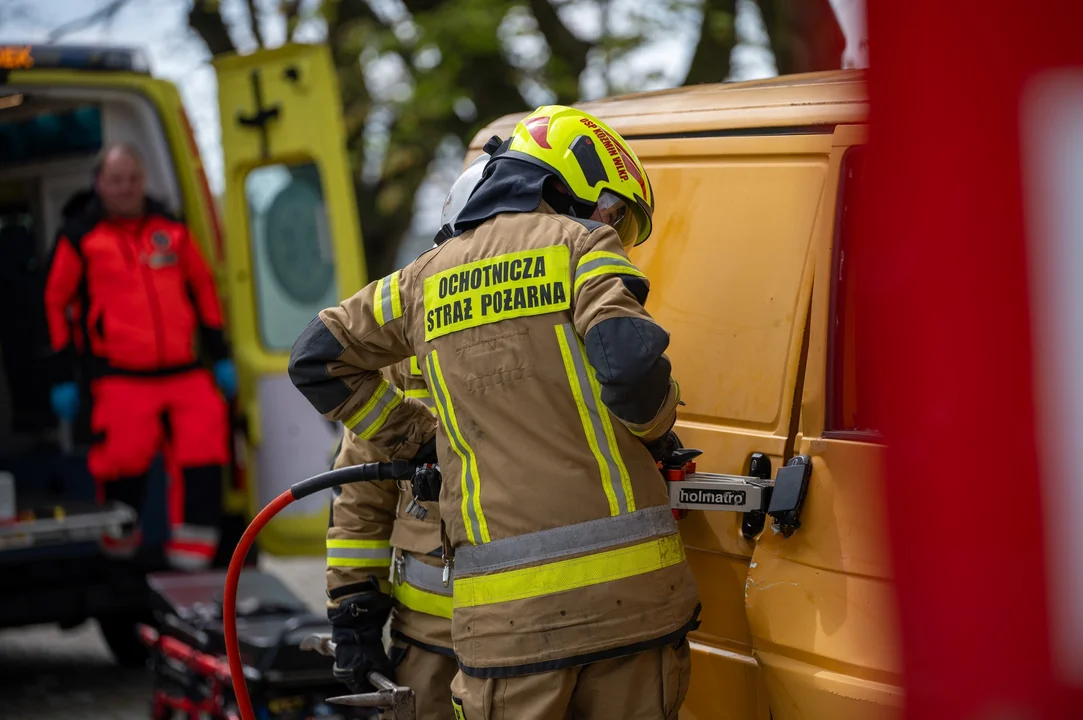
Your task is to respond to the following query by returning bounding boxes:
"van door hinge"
[741,453,772,538]
[237,69,281,160]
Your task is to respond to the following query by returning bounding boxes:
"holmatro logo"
[679,487,746,506]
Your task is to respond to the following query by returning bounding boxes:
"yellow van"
[471,71,895,720]
[0,42,361,556]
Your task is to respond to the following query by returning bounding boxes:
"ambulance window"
[826,145,880,436]
[245,162,338,351]
[0,105,102,164]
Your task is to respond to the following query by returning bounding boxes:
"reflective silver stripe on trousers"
[400,553,453,596]
[327,546,394,561]
[558,322,632,514]
[453,504,677,575]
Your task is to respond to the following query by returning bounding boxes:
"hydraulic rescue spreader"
[222,446,812,719]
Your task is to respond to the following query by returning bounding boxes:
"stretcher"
[137,568,374,720]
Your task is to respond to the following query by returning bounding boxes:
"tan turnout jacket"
[291,204,701,677]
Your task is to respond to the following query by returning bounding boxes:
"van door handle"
[766,455,813,538]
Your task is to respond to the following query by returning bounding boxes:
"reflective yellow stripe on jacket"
[326,538,393,568]
[392,553,454,619]
[405,388,434,409]
[373,270,404,326]
[555,323,634,516]
[573,250,647,296]
[453,505,682,609]
[345,378,404,439]
[425,350,490,545]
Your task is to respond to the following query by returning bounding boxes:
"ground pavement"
[0,556,326,720]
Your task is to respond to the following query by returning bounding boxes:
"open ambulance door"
[214,44,366,556]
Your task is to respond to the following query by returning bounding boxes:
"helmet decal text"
[577,117,645,195]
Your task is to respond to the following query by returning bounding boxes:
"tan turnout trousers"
[449,640,691,720]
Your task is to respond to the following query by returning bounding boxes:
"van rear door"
[215,43,366,555]
[629,129,830,719]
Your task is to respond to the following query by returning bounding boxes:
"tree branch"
[527,0,591,103]
[684,0,737,85]
[357,0,527,277]
[281,0,303,40]
[400,0,447,13]
[245,0,266,48]
[323,0,378,31]
[757,0,844,75]
[188,0,237,56]
[46,0,133,42]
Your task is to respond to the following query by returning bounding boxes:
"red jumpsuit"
[45,197,230,570]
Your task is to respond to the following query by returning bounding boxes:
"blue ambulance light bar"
[0,44,150,74]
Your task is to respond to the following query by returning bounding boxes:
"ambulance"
[0,42,358,660]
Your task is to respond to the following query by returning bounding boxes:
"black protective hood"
[451,156,553,235]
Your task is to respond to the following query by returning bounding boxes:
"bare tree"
[45,0,134,42]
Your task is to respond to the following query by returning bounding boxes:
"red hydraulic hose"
[223,461,417,720]
[224,488,292,720]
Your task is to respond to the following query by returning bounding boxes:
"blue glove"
[50,382,79,422]
[213,359,237,400]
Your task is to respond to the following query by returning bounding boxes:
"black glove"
[410,436,441,503]
[411,465,443,503]
[644,430,682,463]
[328,589,395,693]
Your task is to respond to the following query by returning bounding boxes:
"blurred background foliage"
[39,0,844,274]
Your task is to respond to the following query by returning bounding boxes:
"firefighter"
[323,156,493,718]
[289,106,700,720]
[45,143,235,570]
[327,358,455,719]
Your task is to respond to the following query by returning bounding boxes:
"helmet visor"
[591,190,640,249]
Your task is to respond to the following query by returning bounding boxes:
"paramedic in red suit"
[44,144,237,570]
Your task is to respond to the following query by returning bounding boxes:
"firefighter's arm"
[43,235,84,383]
[178,225,229,363]
[326,424,399,609]
[288,269,435,460]
[569,220,679,444]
